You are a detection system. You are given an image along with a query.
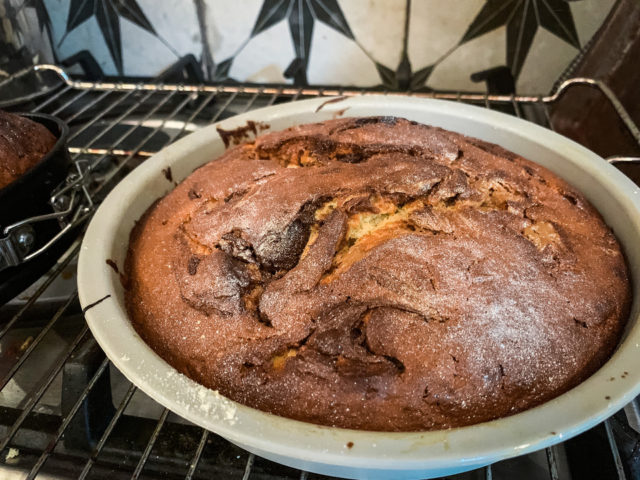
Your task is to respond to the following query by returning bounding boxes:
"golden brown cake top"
[125,116,630,431]
[0,110,57,189]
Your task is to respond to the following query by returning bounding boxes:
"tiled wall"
[3,0,617,93]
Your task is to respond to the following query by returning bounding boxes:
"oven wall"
[1,0,617,93]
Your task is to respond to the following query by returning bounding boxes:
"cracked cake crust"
[125,117,631,431]
[0,110,57,189]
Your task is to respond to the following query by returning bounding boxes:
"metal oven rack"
[0,64,638,480]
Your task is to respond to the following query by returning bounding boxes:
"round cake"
[125,116,631,431]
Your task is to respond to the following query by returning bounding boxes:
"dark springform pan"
[0,113,72,306]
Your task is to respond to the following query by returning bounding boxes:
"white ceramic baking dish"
[77,95,640,480]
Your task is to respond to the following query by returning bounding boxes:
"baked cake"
[125,116,631,431]
[0,110,57,190]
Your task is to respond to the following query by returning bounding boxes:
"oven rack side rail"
[0,63,638,141]
[1,63,638,161]
[1,64,639,272]
[0,64,637,480]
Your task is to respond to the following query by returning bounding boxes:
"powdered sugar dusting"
[157,368,238,425]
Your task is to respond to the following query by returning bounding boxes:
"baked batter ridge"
[125,116,630,431]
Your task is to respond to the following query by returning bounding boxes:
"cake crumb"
[5,448,19,463]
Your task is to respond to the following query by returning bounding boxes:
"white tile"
[307,20,380,87]
[426,26,505,92]
[570,0,616,46]
[51,4,119,75]
[202,0,263,62]
[10,2,55,64]
[517,27,579,94]
[43,0,69,50]
[229,20,293,84]
[120,19,181,77]
[44,0,200,77]
[137,0,201,58]
[408,0,484,70]
[338,0,404,69]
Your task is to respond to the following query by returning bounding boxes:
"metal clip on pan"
[0,113,83,304]
[0,184,92,270]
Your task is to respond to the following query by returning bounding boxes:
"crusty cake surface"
[0,110,56,189]
[125,116,630,431]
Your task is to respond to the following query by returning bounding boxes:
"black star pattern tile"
[461,0,581,79]
[10,0,614,93]
[231,0,355,85]
[58,0,158,75]
[374,0,436,91]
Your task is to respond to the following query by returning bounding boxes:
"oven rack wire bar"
[7,64,640,162]
[0,64,637,479]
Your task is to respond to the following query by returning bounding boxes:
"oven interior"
[0,64,638,480]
